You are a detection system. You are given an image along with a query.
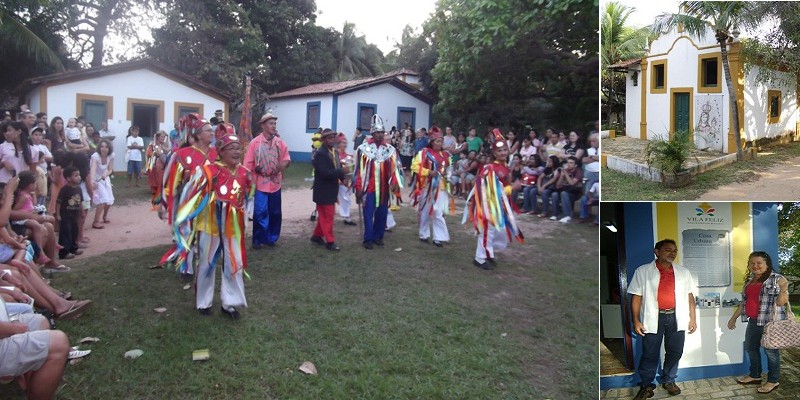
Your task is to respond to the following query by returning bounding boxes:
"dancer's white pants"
[418,193,449,242]
[474,228,508,263]
[195,232,247,311]
[338,184,351,219]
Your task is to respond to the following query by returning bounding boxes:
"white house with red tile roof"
[263,70,433,162]
[16,60,229,171]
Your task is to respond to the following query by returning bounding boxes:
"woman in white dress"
[89,139,115,229]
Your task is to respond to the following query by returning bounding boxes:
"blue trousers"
[362,192,388,244]
[252,189,282,245]
[638,313,685,386]
[745,319,781,383]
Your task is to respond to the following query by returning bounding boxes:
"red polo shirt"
[656,261,676,310]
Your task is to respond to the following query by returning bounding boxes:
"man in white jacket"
[628,239,697,399]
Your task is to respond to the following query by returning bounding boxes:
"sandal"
[43,264,71,273]
[55,300,91,320]
[68,348,91,360]
[758,382,779,393]
[103,218,110,223]
[736,376,762,385]
[91,223,104,229]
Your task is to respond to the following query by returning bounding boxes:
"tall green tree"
[777,203,800,289]
[333,22,383,81]
[431,0,598,131]
[0,0,65,70]
[64,0,157,67]
[652,1,765,160]
[384,23,438,95]
[145,0,264,95]
[0,0,74,99]
[601,1,649,129]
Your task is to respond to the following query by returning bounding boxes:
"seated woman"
[6,172,65,272]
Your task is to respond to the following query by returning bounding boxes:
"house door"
[673,93,690,133]
[132,104,158,141]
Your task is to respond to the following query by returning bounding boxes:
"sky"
[603,0,681,29]
[605,0,768,37]
[314,0,437,54]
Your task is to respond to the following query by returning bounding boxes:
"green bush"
[644,130,693,174]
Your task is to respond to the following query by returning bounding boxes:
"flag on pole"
[239,75,253,144]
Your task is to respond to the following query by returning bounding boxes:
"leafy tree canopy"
[777,203,800,289]
[431,0,598,133]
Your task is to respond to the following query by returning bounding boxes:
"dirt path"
[68,186,565,264]
[697,154,800,200]
[73,187,317,261]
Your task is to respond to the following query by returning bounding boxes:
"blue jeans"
[539,187,554,215]
[252,189,282,245]
[362,192,388,244]
[580,193,597,221]
[551,189,578,219]
[745,319,781,383]
[638,313,685,386]
[522,186,538,213]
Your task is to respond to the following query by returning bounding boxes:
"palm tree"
[334,22,381,80]
[0,2,64,70]
[652,1,764,160]
[601,1,650,130]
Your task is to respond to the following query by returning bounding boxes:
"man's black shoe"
[632,384,655,400]
[433,240,443,247]
[343,220,357,226]
[662,382,681,396]
[363,241,373,250]
[220,307,240,320]
[198,307,212,316]
[420,238,430,244]
[325,242,340,251]
[374,239,384,246]
[487,258,497,266]
[473,259,494,270]
[310,236,325,245]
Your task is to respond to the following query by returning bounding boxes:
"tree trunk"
[719,38,742,161]
[90,0,120,68]
[607,72,615,130]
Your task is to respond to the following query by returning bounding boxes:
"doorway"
[600,203,634,377]
[673,92,690,134]
[132,104,159,141]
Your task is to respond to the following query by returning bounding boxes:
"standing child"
[125,125,144,187]
[335,133,356,226]
[90,140,115,228]
[55,166,83,260]
[463,129,524,270]
[29,127,52,206]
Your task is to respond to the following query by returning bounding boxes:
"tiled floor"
[601,346,800,399]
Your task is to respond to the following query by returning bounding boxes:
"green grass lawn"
[601,142,800,200]
[10,163,599,399]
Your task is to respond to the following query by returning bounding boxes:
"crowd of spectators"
[387,124,600,224]
[0,108,99,397]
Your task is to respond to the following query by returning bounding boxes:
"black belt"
[659,308,675,314]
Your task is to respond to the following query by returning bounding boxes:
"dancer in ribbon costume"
[411,129,453,247]
[353,115,404,249]
[159,114,218,273]
[172,133,253,318]
[463,128,524,270]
